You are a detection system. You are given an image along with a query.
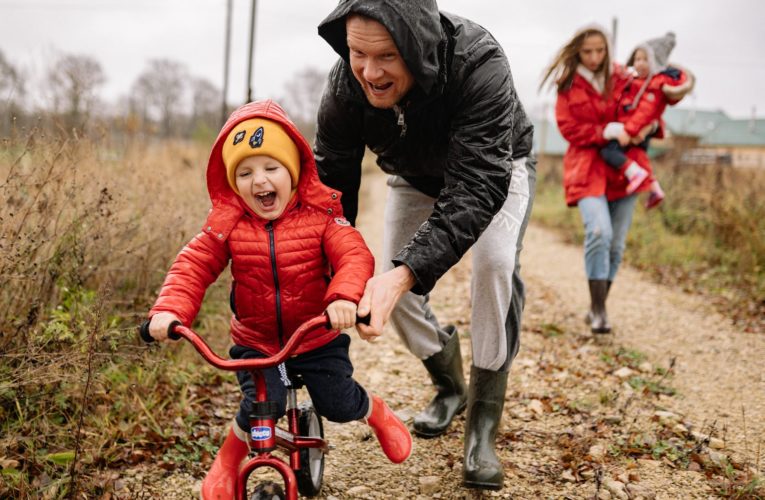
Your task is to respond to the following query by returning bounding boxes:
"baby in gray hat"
[600,32,694,209]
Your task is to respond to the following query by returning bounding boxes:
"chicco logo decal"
[249,127,264,148]
[233,130,246,145]
[334,217,350,226]
[251,426,272,440]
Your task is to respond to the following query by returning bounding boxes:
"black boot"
[412,326,467,438]
[584,280,611,325]
[463,366,507,490]
[588,279,611,334]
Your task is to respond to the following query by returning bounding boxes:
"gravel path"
[521,224,765,470]
[118,168,763,499]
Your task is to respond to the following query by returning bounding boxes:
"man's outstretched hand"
[356,265,416,341]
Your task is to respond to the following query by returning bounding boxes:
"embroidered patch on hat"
[232,130,246,145]
[334,217,350,226]
[249,127,264,149]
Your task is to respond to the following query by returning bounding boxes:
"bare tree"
[131,59,189,137]
[0,49,23,103]
[0,49,25,134]
[47,53,105,131]
[189,77,222,139]
[279,67,327,139]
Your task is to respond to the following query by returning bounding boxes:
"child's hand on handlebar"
[325,300,357,330]
[149,312,181,342]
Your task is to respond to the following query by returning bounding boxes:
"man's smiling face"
[346,14,415,109]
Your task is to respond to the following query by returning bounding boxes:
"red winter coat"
[555,66,653,206]
[617,68,691,138]
[150,100,374,356]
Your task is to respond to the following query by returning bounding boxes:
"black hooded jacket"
[315,0,534,295]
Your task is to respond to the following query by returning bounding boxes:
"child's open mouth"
[256,191,277,208]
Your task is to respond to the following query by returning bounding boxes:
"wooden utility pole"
[246,0,258,103]
[221,0,232,125]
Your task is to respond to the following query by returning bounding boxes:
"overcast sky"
[2,0,763,120]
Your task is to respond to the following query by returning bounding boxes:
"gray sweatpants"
[382,158,535,371]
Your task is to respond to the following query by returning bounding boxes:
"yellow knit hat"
[221,118,301,193]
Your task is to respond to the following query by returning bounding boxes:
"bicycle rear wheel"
[295,401,325,497]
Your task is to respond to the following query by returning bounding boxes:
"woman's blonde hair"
[540,26,612,94]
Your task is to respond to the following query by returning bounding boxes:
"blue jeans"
[577,195,638,281]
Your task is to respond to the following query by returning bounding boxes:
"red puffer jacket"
[617,68,691,138]
[556,65,653,206]
[150,100,374,356]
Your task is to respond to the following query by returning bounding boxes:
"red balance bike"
[140,314,359,499]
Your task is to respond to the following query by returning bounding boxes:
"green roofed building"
[535,107,765,169]
[696,118,765,168]
[651,108,765,168]
[662,108,730,138]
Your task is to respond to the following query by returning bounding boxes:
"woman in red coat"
[146,100,412,498]
[541,25,654,339]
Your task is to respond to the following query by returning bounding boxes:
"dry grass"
[0,127,222,498]
[0,128,209,336]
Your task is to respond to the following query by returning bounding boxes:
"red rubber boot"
[366,395,413,464]
[645,180,665,210]
[624,162,649,195]
[201,426,249,499]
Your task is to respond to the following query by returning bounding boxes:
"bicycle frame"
[167,315,330,500]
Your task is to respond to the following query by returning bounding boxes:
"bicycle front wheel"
[296,401,325,497]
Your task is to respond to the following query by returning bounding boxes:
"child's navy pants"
[230,333,369,432]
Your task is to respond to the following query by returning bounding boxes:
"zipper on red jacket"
[265,221,285,348]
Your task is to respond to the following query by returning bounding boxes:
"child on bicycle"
[600,31,694,208]
[146,99,412,499]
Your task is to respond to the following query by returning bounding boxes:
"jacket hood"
[627,32,676,76]
[204,100,343,236]
[317,0,443,95]
[572,23,615,68]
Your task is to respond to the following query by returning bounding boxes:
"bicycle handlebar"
[139,313,371,371]
[139,320,182,342]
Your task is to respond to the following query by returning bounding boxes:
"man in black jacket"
[315,0,535,490]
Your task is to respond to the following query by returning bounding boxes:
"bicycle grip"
[322,313,371,329]
[356,314,371,326]
[139,319,182,343]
